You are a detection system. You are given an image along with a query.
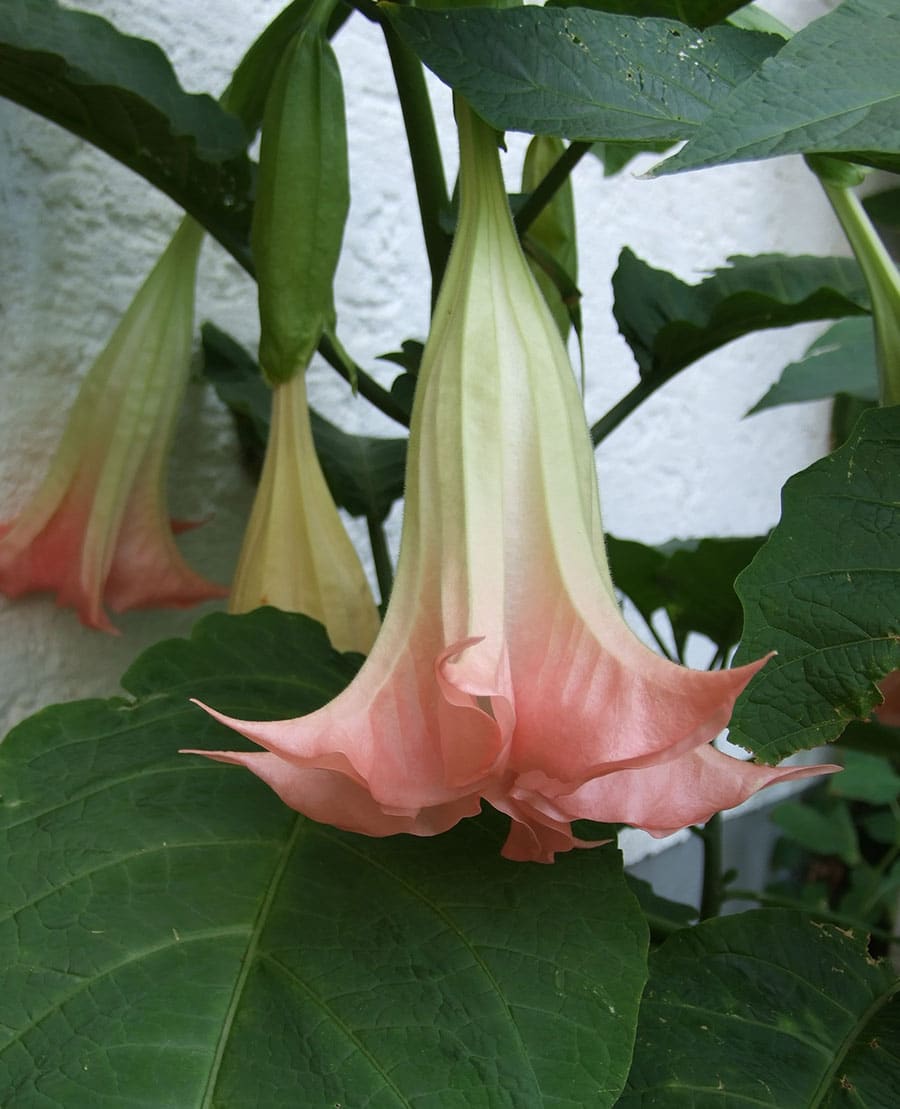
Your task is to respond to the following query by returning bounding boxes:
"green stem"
[514,141,592,236]
[317,333,411,428]
[590,375,660,446]
[698,811,725,919]
[382,20,452,303]
[817,175,900,406]
[366,514,395,612]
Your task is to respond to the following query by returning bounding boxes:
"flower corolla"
[229,370,380,654]
[0,218,225,632]
[190,101,833,860]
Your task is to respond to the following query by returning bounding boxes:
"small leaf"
[0,0,254,265]
[731,406,900,762]
[613,249,870,381]
[770,796,860,866]
[201,325,407,523]
[747,317,879,415]
[607,534,766,656]
[829,749,900,806]
[0,610,649,1106]
[654,0,900,176]
[620,909,900,1106]
[591,138,674,176]
[384,5,779,141]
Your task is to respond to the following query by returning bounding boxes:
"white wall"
[0,0,846,739]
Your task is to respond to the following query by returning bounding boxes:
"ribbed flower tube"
[189,100,834,861]
[228,371,380,654]
[0,217,225,632]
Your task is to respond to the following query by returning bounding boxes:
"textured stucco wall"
[1,0,845,770]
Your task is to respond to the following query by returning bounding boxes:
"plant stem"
[698,811,725,919]
[318,332,410,427]
[816,172,900,406]
[590,375,659,446]
[382,20,451,303]
[366,513,395,612]
[514,141,592,236]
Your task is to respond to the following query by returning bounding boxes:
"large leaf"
[613,249,870,380]
[549,0,746,30]
[618,909,900,1106]
[607,534,765,657]
[0,0,254,265]
[384,5,779,142]
[730,406,900,762]
[0,608,649,1106]
[202,324,408,523]
[654,0,900,176]
[747,317,879,415]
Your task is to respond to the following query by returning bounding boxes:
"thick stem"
[698,811,725,920]
[819,179,900,406]
[383,21,451,302]
[366,513,395,613]
[514,141,591,236]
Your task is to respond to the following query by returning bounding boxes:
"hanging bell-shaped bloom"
[228,371,380,654]
[189,99,835,861]
[0,217,226,632]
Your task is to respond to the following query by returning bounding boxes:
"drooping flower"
[228,370,380,654]
[189,99,835,861]
[0,217,226,632]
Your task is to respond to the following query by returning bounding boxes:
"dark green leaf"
[625,875,697,938]
[201,325,408,522]
[838,717,900,762]
[731,406,900,762]
[747,317,879,415]
[654,0,900,176]
[384,5,779,142]
[607,534,766,656]
[0,0,254,266]
[864,186,900,231]
[548,0,746,31]
[770,796,860,865]
[613,249,870,380]
[0,609,648,1106]
[619,909,900,1106]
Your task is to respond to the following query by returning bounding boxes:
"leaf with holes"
[654,0,900,176]
[384,5,778,142]
[0,608,648,1107]
[730,406,900,763]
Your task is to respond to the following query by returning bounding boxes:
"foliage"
[1,0,899,1102]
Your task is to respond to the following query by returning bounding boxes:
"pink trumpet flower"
[0,218,226,632]
[188,101,835,861]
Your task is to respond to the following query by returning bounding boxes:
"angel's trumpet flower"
[189,100,834,861]
[228,371,380,654]
[0,218,225,632]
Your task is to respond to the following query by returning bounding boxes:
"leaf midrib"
[199,815,307,1109]
[807,982,900,1106]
